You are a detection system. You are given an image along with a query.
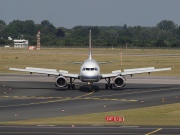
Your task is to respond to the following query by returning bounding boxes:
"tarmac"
[0,74,180,134]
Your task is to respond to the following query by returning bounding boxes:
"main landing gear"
[105,78,113,89]
[68,78,75,90]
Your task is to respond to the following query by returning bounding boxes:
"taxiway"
[0,74,179,121]
[0,74,180,134]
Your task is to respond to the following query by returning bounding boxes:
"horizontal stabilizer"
[66,61,83,64]
[98,61,114,65]
[73,62,83,64]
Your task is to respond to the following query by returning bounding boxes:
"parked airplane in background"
[9,30,171,90]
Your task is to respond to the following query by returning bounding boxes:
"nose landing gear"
[87,82,94,92]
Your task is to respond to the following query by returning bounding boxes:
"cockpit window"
[91,68,94,71]
[82,68,98,71]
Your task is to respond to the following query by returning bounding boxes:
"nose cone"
[81,71,100,82]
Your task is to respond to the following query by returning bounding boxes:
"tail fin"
[89,30,92,60]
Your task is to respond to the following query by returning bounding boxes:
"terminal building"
[13,39,29,48]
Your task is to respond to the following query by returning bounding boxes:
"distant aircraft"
[9,30,171,89]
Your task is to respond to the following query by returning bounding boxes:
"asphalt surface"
[0,74,180,134]
[0,126,180,135]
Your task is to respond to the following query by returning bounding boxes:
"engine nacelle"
[113,76,126,87]
[55,76,67,87]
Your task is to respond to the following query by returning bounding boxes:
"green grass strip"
[1,103,180,126]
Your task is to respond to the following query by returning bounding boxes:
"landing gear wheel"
[110,84,113,89]
[72,84,75,90]
[105,84,108,89]
[68,78,76,90]
[68,84,75,90]
[68,84,71,90]
[105,78,113,90]
[105,84,113,90]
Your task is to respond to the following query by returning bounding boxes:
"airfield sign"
[106,116,124,122]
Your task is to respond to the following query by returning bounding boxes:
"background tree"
[0,20,6,31]
[157,20,176,31]
[56,28,65,38]
[155,39,167,47]
[41,20,51,27]
[0,19,180,48]
[123,24,127,31]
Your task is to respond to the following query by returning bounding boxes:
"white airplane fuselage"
[80,58,101,82]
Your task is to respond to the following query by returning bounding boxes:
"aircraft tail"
[89,30,92,60]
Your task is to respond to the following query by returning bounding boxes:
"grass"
[1,103,180,126]
[0,47,179,76]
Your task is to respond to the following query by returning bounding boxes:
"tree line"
[0,19,180,48]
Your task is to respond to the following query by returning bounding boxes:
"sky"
[0,0,180,28]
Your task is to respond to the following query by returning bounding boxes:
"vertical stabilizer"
[89,30,92,60]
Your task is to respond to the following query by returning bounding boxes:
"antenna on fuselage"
[89,30,92,60]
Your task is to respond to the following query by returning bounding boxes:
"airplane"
[9,30,171,90]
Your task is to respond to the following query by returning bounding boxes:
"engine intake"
[113,76,125,87]
[55,76,67,87]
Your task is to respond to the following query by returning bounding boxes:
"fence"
[0,45,180,50]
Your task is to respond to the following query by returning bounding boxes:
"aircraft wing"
[121,67,171,76]
[60,73,79,78]
[9,67,79,78]
[101,70,121,78]
[101,67,171,78]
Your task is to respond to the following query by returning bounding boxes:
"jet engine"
[55,76,67,87]
[113,76,126,87]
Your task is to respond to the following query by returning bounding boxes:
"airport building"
[13,39,29,48]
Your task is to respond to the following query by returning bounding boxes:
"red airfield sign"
[106,116,124,122]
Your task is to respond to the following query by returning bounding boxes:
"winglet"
[89,30,92,60]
